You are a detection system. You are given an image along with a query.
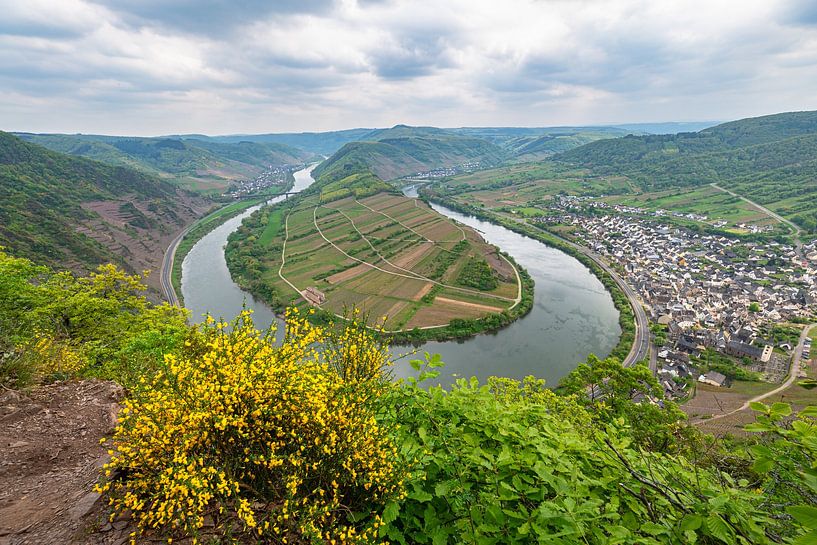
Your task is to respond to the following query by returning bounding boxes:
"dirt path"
[435,297,504,313]
[311,205,517,304]
[0,380,131,545]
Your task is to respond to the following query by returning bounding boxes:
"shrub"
[98,309,407,543]
[382,372,771,545]
[0,249,189,388]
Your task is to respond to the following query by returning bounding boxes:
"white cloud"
[0,0,816,134]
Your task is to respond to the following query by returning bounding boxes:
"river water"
[181,166,620,387]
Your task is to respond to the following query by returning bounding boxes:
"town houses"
[534,202,817,400]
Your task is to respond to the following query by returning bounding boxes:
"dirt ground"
[0,380,134,545]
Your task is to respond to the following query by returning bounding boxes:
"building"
[302,287,326,305]
[698,371,728,387]
[725,340,772,362]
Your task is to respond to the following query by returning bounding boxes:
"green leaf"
[410,358,423,371]
[770,402,792,417]
[744,422,775,433]
[431,528,448,545]
[434,480,453,497]
[408,489,433,502]
[680,514,703,531]
[498,481,518,500]
[381,501,400,524]
[749,444,772,458]
[749,401,768,413]
[799,405,817,417]
[485,504,505,525]
[708,495,729,510]
[705,514,734,544]
[788,505,817,529]
[641,522,667,536]
[752,457,774,474]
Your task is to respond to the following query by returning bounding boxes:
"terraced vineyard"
[229,191,522,330]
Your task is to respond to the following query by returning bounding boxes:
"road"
[159,223,194,306]
[710,183,806,260]
[708,323,815,421]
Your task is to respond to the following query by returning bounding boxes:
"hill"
[225,157,531,339]
[14,133,314,194]
[557,111,817,233]
[174,128,377,156]
[0,131,209,289]
[312,126,507,181]
[177,125,635,160]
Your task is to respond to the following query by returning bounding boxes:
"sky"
[2,0,817,135]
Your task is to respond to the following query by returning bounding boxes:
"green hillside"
[0,131,208,281]
[176,128,378,155]
[557,111,817,233]
[14,133,314,193]
[312,126,507,181]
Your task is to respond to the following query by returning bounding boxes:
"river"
[181,166,621,387]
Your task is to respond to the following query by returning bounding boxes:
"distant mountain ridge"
[14,133,314,194]
[0,132,210,289]
[312,127,508,182]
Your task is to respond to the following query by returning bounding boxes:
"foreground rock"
[0,380,132,545]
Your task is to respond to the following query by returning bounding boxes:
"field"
[431,161,794,236]
[434,162,634,210]
[250,191,521,329]
[601,186,778,230]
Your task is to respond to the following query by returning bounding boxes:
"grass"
[259,209,284,246]
[726,380,778,397]
[602,185,783,230]
[432,162,633,210]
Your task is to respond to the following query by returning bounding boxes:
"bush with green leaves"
[746,402,817,543]
[380,356,772,545]
[0,248,189,388]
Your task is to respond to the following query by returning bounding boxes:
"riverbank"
[420,190,639,364]
[168,177,295,305]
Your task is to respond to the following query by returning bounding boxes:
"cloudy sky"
[2,0,817,135]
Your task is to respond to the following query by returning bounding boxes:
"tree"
[559,355,688,452]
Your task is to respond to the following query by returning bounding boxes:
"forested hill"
[0,131,210,287]
[14,133,314,194]
[312,126,507,181]
[555,111,817,232]
[556,110,817,189]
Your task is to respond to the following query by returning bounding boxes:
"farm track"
[274,197,522,332]
[705,323,816,423]
[314,204,518,304]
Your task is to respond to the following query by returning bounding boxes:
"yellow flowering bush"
[27,333,85,380]
[97,309,406,543]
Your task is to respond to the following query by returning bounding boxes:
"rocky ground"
[0,380,135,545]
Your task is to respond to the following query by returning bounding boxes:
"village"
[224,164,299,198]
[402,160,488,181]
[533,196,817,401]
